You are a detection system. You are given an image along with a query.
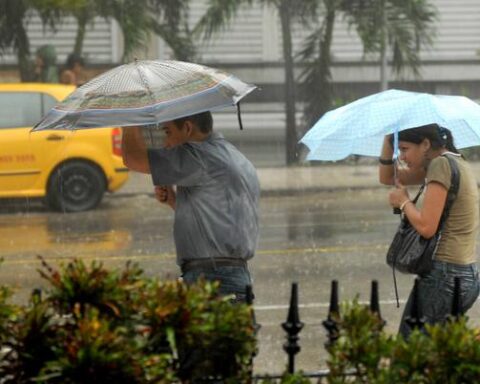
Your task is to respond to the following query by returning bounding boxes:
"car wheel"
[47,161,106,212]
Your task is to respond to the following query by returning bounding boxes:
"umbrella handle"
[392,156,401,214]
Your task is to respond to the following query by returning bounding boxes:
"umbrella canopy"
[300,89,480,161]
[33,60,256,131]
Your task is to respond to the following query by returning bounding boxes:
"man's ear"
[184,120,194,137]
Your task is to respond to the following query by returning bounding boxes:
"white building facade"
[2,0,480,164]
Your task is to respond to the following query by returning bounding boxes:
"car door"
[0,91,68,195]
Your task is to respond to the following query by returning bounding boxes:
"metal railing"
[250,276,465,382]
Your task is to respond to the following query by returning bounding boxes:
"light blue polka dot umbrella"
[300,89,480,161]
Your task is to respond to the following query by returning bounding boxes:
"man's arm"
[121,127,150,174]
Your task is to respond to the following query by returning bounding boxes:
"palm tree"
[149,0,195,61]
[298,0,337,129]
[341,0,437,90]
[0,0,63,81]
[0,0,195,81]
[299,0,436,131]
[51,0,194,62]
[0,1,31,81]
[196,0,317,165]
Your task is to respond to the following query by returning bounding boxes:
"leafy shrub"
[38,256,144,322]
[140,279,256,383]
[38,307,147,384]
[0,258,256,383]
[0,297,58,383]
[326,300,480,383]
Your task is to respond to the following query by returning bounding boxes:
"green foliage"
[327,299,392,383]
[141,279,256,382]
[38,256,144,322]
[39,307,146,384]
[0,258,256,383]
[2,259,480,382]
[0,284,17,345]
[0,298,59,383]
[326,300,480,383]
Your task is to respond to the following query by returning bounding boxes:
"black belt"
[181,258,247,274]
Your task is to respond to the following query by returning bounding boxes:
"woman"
[379,123,480,337]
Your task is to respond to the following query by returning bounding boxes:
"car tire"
[47,161,106,212]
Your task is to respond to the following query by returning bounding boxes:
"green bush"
[326,300,480,383]
[0,258,256,383]
[2,259,480,383]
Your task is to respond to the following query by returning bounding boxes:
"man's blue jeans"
[182,265,253,303]
[399,261,480,338]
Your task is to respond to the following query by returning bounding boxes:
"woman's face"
[398,139,429,169]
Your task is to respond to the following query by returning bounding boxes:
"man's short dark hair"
[174,111,213,134]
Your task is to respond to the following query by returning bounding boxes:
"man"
[122,111,260,302]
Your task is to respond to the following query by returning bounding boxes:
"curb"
[109,184,387,199]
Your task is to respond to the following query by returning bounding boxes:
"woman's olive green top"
[426,154,479,264]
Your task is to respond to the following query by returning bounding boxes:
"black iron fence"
[250,276,466,382]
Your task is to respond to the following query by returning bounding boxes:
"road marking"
[254,299,406,311]
[256,244,387,256]
[0,244,389,265]
[0,253,176,265]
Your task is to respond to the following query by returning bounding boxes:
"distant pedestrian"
[33,45,58,83]
[379,124,480,338]
[121,111,260,303]
[60,53,85,86]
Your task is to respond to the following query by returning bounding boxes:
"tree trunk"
[379,0,388,91]
[74,13,88,56]
[316,1,336,120]
[16,25,31,81]
[279,0,298,165]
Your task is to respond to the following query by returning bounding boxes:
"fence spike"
[323,280,340,347]
[31,288,42,304]
[370,280,386,330]
[370,280,380,314]
[281,282,304,374]
[450,276,462,320]
[405,278,426,331]
[246,284,254,305]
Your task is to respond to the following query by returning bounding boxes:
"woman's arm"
[378,135,426,186]
[122,127,150,173]
[389,181,448,238]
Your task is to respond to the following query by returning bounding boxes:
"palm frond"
[193,0,252,40]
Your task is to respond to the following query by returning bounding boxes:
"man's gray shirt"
[147,132,260,266]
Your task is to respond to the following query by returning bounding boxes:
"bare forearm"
[379,136,395,185]
[122,127,150,173]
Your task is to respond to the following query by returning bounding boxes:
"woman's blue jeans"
[399,261,480,338]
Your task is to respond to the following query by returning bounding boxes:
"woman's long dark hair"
[389,123,460,154]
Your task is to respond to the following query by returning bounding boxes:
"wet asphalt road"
[1,189,479,374]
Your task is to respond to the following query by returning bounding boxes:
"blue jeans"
[399,261,480,338]
[182,265,253,303]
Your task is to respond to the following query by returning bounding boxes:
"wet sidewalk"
[117,162,480,197]
[117,164,380,197]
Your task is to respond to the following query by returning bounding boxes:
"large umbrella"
[33,60,256,131]
[300,89,480,161]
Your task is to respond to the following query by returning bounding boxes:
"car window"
[0,92,57,129]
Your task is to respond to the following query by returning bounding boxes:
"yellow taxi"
[0,83,129,212]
